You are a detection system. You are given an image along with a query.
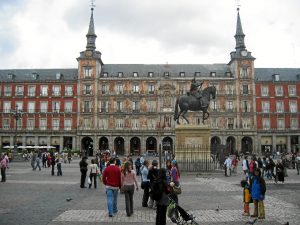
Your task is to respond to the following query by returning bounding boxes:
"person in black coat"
[50,152,56,176]
[79,156,88,188]
[147,160,159,208]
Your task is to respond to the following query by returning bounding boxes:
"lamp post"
[12,105,23,155]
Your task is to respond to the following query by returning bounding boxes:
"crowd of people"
[78,151,181,225]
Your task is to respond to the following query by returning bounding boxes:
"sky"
[0,0,299,69]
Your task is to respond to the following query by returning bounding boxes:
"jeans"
[106,188,119,216]
[57,163,62,176]
[35,158,41,171]
[297,163,300,175]
[89,173,97,188]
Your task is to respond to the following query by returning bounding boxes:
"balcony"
[65,91,73,96]
[15,92,24,96]
[83,108,92,113]
[83,90,93,95]
[40,92,48,97]
[52,92,61,97]
[4,91,12,97]
[28,92,36,97]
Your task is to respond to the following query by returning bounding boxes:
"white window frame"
[291,118,298,129]
[28,102,35,113]
[276,101,284,113]
[288,85,296,96]
[52,85,61,96]
[41,86,48,96]
[52,119,60,130]
[39,118,47,130]
[28,86,36,97]
[27,119,34,130]
[4,102,11,113]
[64,101,72,112]
[275,86,283,96]
[289,100,297,113]
[277,119,285,130]
[262,101,270,113]
[133,84,139,93]
[262,118,270,130]
[65,86,73,96]
[64,119,71,130]
[116,84,124,94]
[15,86,24,96]
[52,101,60,113]
[40,102,48,113]
[84,67,92,78]
[261,86,269,96]
[4,86,12,96]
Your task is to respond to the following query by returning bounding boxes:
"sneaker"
[109,214,113,218]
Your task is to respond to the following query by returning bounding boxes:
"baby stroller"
[167,196,199,225]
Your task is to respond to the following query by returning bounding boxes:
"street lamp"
[12,105,23,155]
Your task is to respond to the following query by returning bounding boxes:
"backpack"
[149,177,164,201]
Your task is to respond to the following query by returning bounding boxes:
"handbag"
[172,184,182,195]
[87,177,92,184]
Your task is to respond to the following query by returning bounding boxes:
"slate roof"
[0,69,78,82]
[255,68,300,82]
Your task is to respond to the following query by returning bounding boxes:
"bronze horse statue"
[174,86,216,124]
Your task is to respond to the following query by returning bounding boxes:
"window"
[147,118,155,130]
[291,118,298,129]
[133,84,139,93]
[147,101,156,112]
[226,85,234,95]
[2,118,9,129]
[101,84,108,94]
[40,118,47,130]
[242,101,250,112]
[103,72,108,77]
[3,102,11,113]
[99,101,108,113]
[242,118,251,129]
[116,119,124,129]
[41,86,48,96]
[84,84,92,95]
[52,101,60,113]
[40,102,48,113]
[99,119,108,130]
[164,72,169,77]
[15,86,24,96]
[262,118,270,130]
[83,101,91,113]
[52,85,61,96]
[4,86,12,96]
[65,86,73,96]
[52,119,59,130]
[28,102,35,113]
[28,86,36,97]
[118,72,123,78]
[84,67,92,77]
[179,84,187,95]
[64,119,71,130]
[132,101,140,112]
[227,118,234,129]
[16,102,23,111]
[226,101,233,111]
[132,119,139,129]
[262,101,270,113]
[116,101,123,112]
[242,85,249,94]
[211,100,217,111]
[274,74,280,81]
[261,86,269,96]
[289,101,297,113]
[240,66,249,78]
[83,118,91,129]
[65,102,72,112]
[27,119,34,130]
[210,72,216,77]
[180,72,185,77]
[275,86,283,96]
[56,73,62,80]
[148,84,155,94]
[288,85,296,96]
[116,84,124,94]
[195,72,200,77]
[277,119,285,130]
[276,101,284,113]
[133,72,138,77]
[211,118,218,128]
[148,72,153,77]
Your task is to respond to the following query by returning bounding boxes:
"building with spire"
[0,7,299,156]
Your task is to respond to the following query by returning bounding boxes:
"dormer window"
[148,72,153,77]
[118,72,123,78]
[164,72,169,77]
[179,72,185,77]
[56,73,63,80]
[226,72,232,77]
[210,72,216,77]
[103,72,108,77]
[273,74,280,81]
[32,73,39,80]
[133,72,138,77]
[7,73,15,80]
[195,72,201,77]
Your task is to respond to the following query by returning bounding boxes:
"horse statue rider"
[189,77,205,107]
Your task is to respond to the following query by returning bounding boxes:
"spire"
[86,6,97,51]
[234,8,246,51]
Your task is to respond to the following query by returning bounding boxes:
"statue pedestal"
[175,125,211,171]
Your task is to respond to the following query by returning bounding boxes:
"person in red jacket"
[102,157,122,217]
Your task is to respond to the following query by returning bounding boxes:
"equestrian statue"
[174,78,216,124]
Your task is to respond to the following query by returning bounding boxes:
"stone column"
[287,135,291,153]
[59,136,63,152]
[72,136,76,150]
[256,135,261,155]
[272,135,276,153]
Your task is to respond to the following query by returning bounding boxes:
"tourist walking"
[42,152,47,168]
[275,160,284,184]
[50,152,56,176]
[170,159,180,204]
[34,151,42,171]
[224,155,232,177]
[79,156,88,188]
[242,156,249,177]
[1,154,8,182]
[148,159,159,209]
[88,159,99,188]
[102,157,122,217]
[56,154,63,176]
[250,168,266,219]
[232,156,239,175]
[31,151,37,170]
[141,160,150,207]
[121,161,139,217]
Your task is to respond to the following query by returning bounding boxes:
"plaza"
[0,159,299,225]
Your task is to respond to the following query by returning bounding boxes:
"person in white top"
[242,156,249,176]
[224,156,232,177]
[88,159,99,189]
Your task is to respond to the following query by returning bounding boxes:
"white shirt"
[224,158,232,167]
[242,159,248,170]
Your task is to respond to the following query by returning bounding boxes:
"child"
[250,168,266,219]
[241,180,251,216]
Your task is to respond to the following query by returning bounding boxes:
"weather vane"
[90,0,96,9]
[236,0,241,10]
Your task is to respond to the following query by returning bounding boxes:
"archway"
[81,137,93,157]
[146,137,157,154]
[241,136,253,154]
[114,137,125,156]
[99,137,109,151]
[210,136,221,154]
[226,136,236,155]
[162,137,173,154]
[130,137,141,155]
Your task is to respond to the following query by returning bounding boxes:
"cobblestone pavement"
[0,159,299,225]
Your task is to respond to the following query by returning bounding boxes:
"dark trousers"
[89,173,97,188]
[51,164,55,175]
[81,170,87,187]
[57,163,62,176]
[142,183,150,207]
[123,185,135,216]
[1,168,6,182]
[156,204,167,225]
